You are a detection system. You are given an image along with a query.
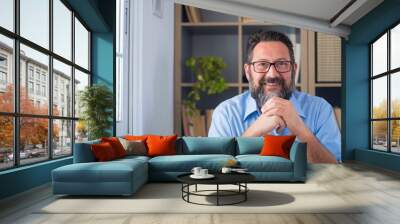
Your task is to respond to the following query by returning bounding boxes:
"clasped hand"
[251,97,308,137]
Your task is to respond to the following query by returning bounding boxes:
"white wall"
[116,0,174,135]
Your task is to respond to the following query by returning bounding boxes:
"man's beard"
[249,73,294,109]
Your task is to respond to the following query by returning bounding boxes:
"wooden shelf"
[181,83,241,87]
[182,22,239,27]
[314,83,341,87]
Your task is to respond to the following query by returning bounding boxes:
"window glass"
[391,24,400,70]
[75,120,88,143]
[0,116,13,170]
[0,0,14,31]
[391,72,400,118]
[19,117,49,165]
[53,0,72,60]
[372,77,387,119]
[372,34,387,76]
[53,59,72,117]
[391,120,400,153]
[372,121,388,151]
[74,69,89,118]
[20,44,49,115]
[74,18,89,70]
[0,35,14,113]
[53,119,72,157]
[20,0,49,49]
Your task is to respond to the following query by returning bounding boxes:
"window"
[116,0,125,122]
[20,0,49,49]
[36,83,40,95]
[0,71,6,85]
[370,23,400,154]
[28,67,34,80]
[53,0,72,60]
[0,53,8,87]
[0,34,13,113]
[0,0,91,170]
[35,70,41,81]
[53,59,72,117]
[28,81,34,94]
[0,0,14,32]
[74,18,89,70]
[0,55,7,67]
[42,85,46,97]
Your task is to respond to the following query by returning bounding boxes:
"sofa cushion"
[179,137,235,155]
[236,137,263,155]
[148,154,235,172]
[53,158,147,183]
[236,155,293,172]
[74,140,100,163]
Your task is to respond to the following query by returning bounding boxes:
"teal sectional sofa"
[52,137,307,196]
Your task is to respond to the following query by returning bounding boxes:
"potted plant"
[183,56,228,116]
[79,84,113,140]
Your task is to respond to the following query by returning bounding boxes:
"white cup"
[191,167,202,176]
[200,169,208,176]
[221,167,232,174]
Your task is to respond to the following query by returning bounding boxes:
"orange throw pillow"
[101,137,127,158]
[124,135,148,141]
[146,135,178,157]
[91,142,117,161]
[260,135,296,159]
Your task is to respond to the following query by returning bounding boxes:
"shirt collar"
[243,90,306,121]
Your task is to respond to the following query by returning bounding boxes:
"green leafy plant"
[79,84,113,140]
[184,56,228,116]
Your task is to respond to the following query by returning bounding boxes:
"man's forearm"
[301,132,337,163]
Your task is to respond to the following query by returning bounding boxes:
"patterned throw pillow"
[119,138,147,156]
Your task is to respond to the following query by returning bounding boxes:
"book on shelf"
[241,17,258,23]
[189,7,201,23]
[184,6,194,23]
[182,106,206,136]
[182,106,213,136]
[205,109,214,134]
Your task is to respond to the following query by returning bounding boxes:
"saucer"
[190,174,215,179]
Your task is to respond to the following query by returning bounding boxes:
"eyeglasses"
[249,60,292,73]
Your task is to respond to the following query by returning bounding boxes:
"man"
[208,30,341,163]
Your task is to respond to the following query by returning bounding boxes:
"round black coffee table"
[177,173,255,206]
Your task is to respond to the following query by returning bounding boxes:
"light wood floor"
[1,162,400,224]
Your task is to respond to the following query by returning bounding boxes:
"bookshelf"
[174,4,342,135]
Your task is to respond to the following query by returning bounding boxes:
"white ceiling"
[174,0,384,38]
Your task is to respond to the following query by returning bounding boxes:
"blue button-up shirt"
[208,90,341,161]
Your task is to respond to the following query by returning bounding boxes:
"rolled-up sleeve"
[314,100,341,162]
[208,105,233,137]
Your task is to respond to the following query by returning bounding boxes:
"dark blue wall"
[345,0,400,170]
[92,32,115,135]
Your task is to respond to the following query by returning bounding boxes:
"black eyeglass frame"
[248,60,293,73]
